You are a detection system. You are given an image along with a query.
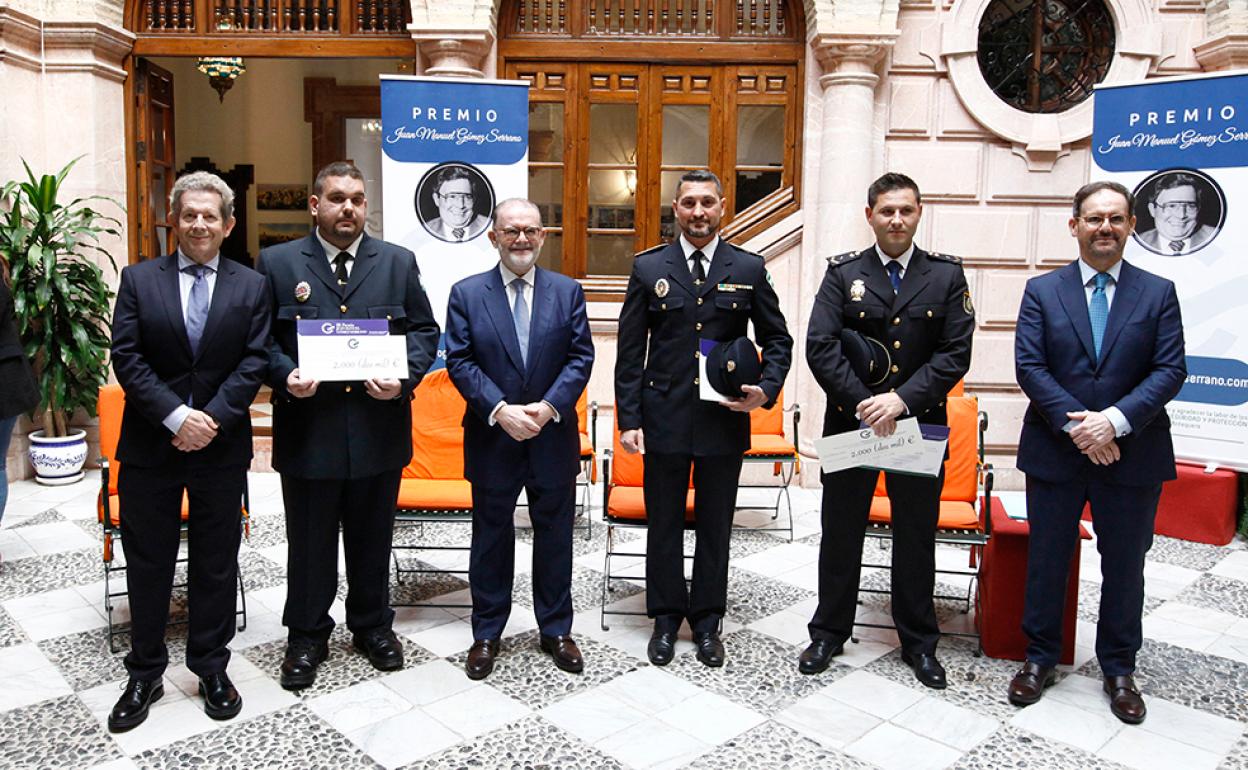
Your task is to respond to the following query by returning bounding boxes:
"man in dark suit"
[445,198,594,680]
[615,169,792,668]
[802,173,974,689]
[256,162,439,690]
[1009,181,1186,724]
[108,171,271,730]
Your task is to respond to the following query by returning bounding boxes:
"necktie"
[183,264,210,356]
[1168,240,1184,254]
[690,250,706,285]
[886,260,903,294]
[1090,272,1110,360]
[511,277,529,367]
[453,227,465,241]
[333,252,350,286]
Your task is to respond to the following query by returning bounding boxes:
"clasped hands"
[1067,410,1120,466]
[497,402,557,442]
[287,368,400,400]
[172,409,218,452]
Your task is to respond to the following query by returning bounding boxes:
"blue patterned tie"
[886,260,903,294]
[1090,272,1110,360]
[183,264,210,356]
[511,277,529,367]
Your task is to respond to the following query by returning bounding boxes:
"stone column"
[409,33,494,78]
[1197,0,1248,70]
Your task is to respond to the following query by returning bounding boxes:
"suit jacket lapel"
[301,235,342,299]
[157,254,193,360]
[194,258,236,362]
[663,241,696,299]
[1098,260,1141,365]
[524,268,552,381]
[341,235,379,303]
[1056,260,1098,366]
[483,268,526,374]
[891,248,929,313]
[857,249,895,305]
[700,240,734,297]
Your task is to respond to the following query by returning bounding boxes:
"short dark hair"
[674,169,723,199]
[1148,172,1201,207]
[867,173,921,208]
[1072,181,1134,217]
[313,162,365,196]
[433,165,474,195]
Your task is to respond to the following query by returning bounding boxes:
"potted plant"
[0,157,119,484]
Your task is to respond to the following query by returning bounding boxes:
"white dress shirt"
[875,242,915,279]
[488,263,559,426]
[1075,258,1131,437]
[163,250,221,434]
[678,234,719,277]
[317,230,364,277]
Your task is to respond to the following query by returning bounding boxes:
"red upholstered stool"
[1080,461,1239,546]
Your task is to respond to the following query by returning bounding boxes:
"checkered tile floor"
[1,473,1246,769]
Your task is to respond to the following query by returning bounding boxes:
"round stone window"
[977,0,1116,114]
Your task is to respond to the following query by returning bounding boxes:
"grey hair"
[170,171,235,220]
[492,197,541,224]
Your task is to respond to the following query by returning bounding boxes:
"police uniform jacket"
[806,246,974,436]
[615,238,792,456]
[256,233,440,479]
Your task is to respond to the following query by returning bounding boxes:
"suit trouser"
[282,469,402,644]
[469,481,576,640]
[644,452,744,635]
[809,466,944,655]
[118,461,245,681]
[1022,476,1160,675]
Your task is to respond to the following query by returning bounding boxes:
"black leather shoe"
[353,629,404,671]
[107,677,164,733]
[693,632,725,667]
[1104,674,1147,724]
[539,635,584,673]
[647,630,677,666]
[280,639,329,691]
[1008,661,1057,706]
[198,672,242,720]
[466,639,500,680]
[798,638,844,675]
[901,651,947,689]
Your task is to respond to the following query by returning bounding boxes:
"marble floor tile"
[0,642,74,712]
[402,616,474,658]
[892,697,1001,752]
[1099,724,1223,770]
[538,688,649,745]
[306,678,414,734]
[410,714,625,770]
[823,669,928,720]
[844,721,964,770]
[1210,551,1248,583]
[1007,695,1125,753]
[1140,696,1245,756]
[379,658,479,708]
[653,688,767,744]
[747,606,812,646]
[345,706,461,769]
[597,666,707,715]
[1149,601,1244,634]
[17,521,98,556]
[775,689,883,749]
[595,716,711,769]
[423,679,531,739]
[1142,614,1222,652]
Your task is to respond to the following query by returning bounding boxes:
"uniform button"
[859,311,865,319]
[836,405,844,412]
[648,380,654,386]
[697,298,704,305]
[890,364,899,374]
[694,377,700,385]
[386,314,392,321]
[295,314,302,321]
[661,303,667,310]
[694,351,700,359]
[345,385,352,393]
[732,302,738,309]
[893,340,901,349]
[926,309,933,318]
[340,305,348,313]
[939,400,945,406]
[893,317,901,325]
[696,322,703,331]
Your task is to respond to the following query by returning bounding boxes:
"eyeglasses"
[437,192,474,203]
[1079,215,1130,228]
[1155,202,1198,215]
[495,226,543,240]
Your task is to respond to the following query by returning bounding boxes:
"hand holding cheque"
[296,319,408,382]
[814,416,948,476]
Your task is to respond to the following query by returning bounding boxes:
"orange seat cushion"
[868,498,981,530]
[579,433,593,458]
[607,486,696,522]
[745,434,796,457]
[397,478,474,510]
[404,369,467,481]
[749,390,785,435]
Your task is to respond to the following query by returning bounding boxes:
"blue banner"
[381,79,528,166]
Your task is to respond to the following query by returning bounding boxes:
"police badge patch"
[850,279,866,302]
[655,278,670,298]
[963,290,974,315]
[294,281,311,303]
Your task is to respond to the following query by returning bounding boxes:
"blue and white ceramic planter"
[28,429,87,485]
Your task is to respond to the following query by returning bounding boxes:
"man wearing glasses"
[1135,173,1218,255]
[425,166,492,243]
[445,199,594,679]
[1010,181,1186,725]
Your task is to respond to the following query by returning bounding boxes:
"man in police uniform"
[801,173,974,688]
[615,169,792,668]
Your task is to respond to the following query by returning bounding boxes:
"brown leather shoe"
[1104,674,1146,724]
[539,634,584,673]
[465,639,500,680]
[1008,661,1057,706]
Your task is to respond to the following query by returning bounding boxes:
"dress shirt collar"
[1078,257,1123,287]
[316,230,363,263]
[678,234,720,264]
[176,249,220,273]
[875,242,915,272]
[499,261,535,289]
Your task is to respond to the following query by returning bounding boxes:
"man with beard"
[1009,181,1185,724]
[1135,173,1218,255]
[801,173,974,689]
[256,162,439,690]
[615,169,792,668]
[444,198,594,679]
[424,166,491,243]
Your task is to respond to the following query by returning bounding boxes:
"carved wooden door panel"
[134,59,176,262]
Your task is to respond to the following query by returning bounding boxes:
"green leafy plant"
[0,157,120,437]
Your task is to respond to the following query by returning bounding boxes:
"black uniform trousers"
[1023,476,1160,676]
[282,469,402,644]
[809,465,944,655]
[644,451,744,635]
[118,460,245,681]
[469,481,575,641]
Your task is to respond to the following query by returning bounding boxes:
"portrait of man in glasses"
[417,162,494,244]
[1134,171,1222,256]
